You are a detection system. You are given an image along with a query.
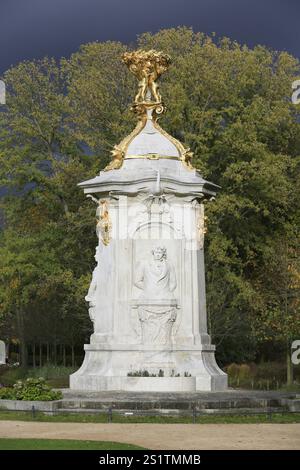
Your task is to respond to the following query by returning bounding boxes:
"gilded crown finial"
[122,49,171,117]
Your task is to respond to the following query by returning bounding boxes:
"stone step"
[282,399,300,412]
[56,406,287,416]
[58,398,288,411]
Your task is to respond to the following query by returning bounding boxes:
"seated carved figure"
[134,246,178,345]
[135,246,176,299]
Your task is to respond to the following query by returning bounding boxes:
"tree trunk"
[39,342,42,367]
[71,345,75,367]
[16,307,27,368]
[63,345,66,367]
[46,343,50,363]
[19,341,27,368]
[32,343,36,368]
[53,340,57,365]
[287,342,293,386]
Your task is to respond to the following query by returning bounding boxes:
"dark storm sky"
[0,0,300,74]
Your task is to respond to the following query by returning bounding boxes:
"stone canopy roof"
[78,50,219,200]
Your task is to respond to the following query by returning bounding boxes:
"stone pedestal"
[70,344,226,392]
[70,157,227,392]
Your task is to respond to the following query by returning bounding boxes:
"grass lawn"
[0,410,300,424]
[0,438,144,450]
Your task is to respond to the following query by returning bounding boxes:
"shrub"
[0,386,15,399]
[127,369,165,377]
[13,378,62,401]
[226,363,240,378]
[128,370,150,377]
[239,364,251,380]
[0,378,62,401]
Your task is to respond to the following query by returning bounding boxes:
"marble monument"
[70,50,227,391]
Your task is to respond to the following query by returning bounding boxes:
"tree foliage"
[0,27,299,369]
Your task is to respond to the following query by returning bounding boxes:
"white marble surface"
[70,193,228,391]
[70,106,227,392]
[70,345,227,392]
[78,158,219,197]
[126,118,179,157]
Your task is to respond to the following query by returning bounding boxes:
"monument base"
[70,344,228,392]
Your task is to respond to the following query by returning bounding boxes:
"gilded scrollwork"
[96,199,112,246]
[86,195,113,245]
[152,119,195,170]
[103,118,146,171]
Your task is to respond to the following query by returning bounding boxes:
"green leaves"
[0,377,62,401]
[0,27,299,365]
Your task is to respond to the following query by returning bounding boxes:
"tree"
[0,58,96,365]
[253,230,300,385]
[0,28,300,371]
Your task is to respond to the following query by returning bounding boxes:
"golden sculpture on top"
[122,49,171,116]
[104,49,194,172]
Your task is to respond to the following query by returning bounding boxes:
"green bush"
[0,378,62,401]
[13,378,62,401]
[0,387,15,399]
[239,364,251,380]
[224,361,300,390]
[127,369,165,377]
[226,363,240,379]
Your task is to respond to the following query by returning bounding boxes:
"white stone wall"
[89,195,208,348]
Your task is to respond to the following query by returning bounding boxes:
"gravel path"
[0,421,300,449]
